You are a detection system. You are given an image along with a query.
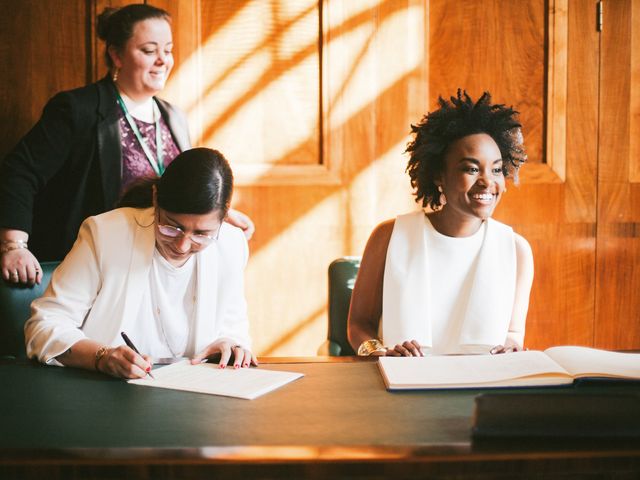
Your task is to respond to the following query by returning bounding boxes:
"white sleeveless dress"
[381,211,516,354]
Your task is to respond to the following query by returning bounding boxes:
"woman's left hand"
[490,343,526,354]
[225,209,255,240]
[191,338,259,368]
[385,339,423,356]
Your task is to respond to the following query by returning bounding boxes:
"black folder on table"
[472,393,640,439]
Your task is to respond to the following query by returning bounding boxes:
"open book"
[378,346,640,390]
[129,360,303,399]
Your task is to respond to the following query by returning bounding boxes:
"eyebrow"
[139,41,173,47]
[459,157,503,165]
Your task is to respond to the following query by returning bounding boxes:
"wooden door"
[596,0,640,349]
[0,0,88,158]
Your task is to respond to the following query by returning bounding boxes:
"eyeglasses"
[156,224,219,246]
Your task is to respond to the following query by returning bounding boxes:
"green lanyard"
[115,89,164,177]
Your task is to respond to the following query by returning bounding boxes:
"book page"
[544,346,640,379]
[378,351,573,389]
[128,360,303,399]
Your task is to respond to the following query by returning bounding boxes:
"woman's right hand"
[1,248,42,285]
[385,339,424,357]
[96,345,153,379]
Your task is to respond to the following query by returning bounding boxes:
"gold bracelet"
[0,240,28,254]
[94,345,110,371]
[357,339,387,356]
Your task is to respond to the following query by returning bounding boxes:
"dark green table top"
[1,358,639,450]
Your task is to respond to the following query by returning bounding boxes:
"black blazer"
[0,77,191,261]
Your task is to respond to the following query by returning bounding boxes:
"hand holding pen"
[93,335,154,380]
[120,332,155,379]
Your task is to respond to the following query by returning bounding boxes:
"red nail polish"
[146,366,151,372]
[220,364,225,369]
[234,364,239,369]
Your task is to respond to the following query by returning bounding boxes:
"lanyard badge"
[115,88,165,177]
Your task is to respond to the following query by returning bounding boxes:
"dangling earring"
[112,67,119,82]
[437,185,447,206]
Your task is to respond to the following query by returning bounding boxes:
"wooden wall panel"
[243,0,425,354]
[595,0,640,349]
[0,0,87,158]
[429,0,546,165]
[197,1,320,169]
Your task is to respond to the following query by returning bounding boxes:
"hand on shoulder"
[225,209,255,240]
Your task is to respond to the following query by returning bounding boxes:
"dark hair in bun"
[118,148,234,221]
[97,3,171,69]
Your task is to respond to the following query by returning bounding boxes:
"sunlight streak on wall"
[324,4,423,129]
[247,139,417,356]
[161,0,428,355]
[197,1,319,166]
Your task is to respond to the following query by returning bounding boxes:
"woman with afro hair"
[348,90,534,357]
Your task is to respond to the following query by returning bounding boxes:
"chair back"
[323,257,360,356]
[0,261,59,359]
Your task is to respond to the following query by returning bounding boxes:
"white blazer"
[25,207,251,364]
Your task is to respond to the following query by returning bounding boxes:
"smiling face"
[110,18,173,101]
[436,133,506,232]
[154,208,222,267]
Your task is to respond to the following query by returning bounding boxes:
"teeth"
[472,193,493,200]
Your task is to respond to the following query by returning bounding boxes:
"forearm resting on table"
[347,321,379,351]
[56,339,104,371]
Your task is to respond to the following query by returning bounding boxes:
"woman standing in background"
[0,3,253,286]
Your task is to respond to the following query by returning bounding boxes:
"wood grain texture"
[546,0,568,182]
[429,0,545,166]
[241,0,424,354]
[196,1,321,181]
[595,0,640,349]
[631,0,640,183]
[0,0,87,158]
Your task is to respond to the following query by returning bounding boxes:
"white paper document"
[128,360,303,399]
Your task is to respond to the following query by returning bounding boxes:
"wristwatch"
[357,339,387,356]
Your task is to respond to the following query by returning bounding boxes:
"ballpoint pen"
[121,331,155,379]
